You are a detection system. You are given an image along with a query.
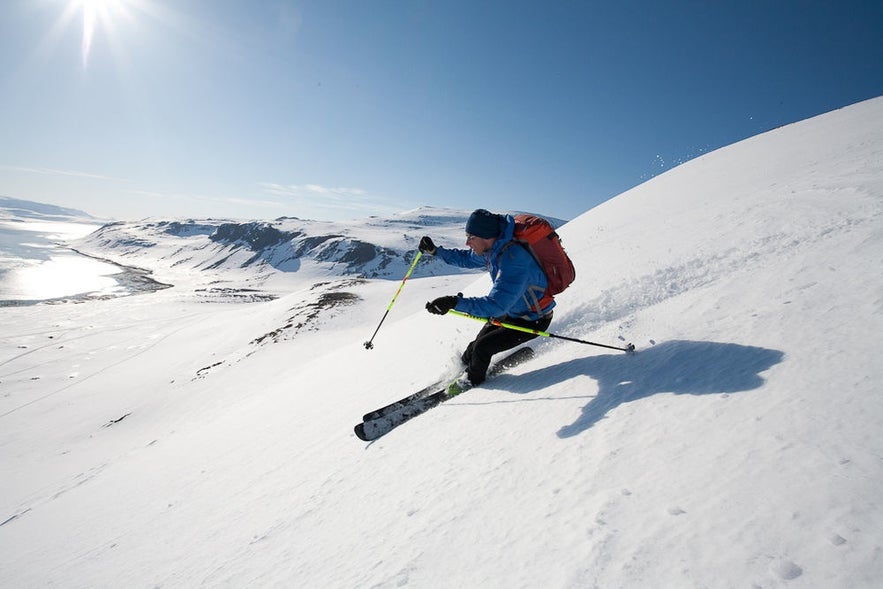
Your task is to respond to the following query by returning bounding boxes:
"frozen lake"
[0,220,147,304]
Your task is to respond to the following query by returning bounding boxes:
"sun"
[37,0,165,72]
[71,0,133,67]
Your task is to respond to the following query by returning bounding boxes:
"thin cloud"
[260,183,367,201]
[1,165,119,182]
[128,189,286,212]
[259,182,395,215]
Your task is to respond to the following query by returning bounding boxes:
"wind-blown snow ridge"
[0,97,881,588]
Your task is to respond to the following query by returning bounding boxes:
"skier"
[419,208,554,394]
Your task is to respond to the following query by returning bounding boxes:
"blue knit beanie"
[465,209,503,239]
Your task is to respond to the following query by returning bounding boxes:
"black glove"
[418,236,437,255]
[426,295,458,315]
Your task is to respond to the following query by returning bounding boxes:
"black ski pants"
[461,313,553,384]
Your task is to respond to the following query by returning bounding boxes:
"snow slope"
[1,96,881,588]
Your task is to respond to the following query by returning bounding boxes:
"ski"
[354,347,534,442]
[361,381,442,422]
[355,391,449,441]
[362,347,534,422]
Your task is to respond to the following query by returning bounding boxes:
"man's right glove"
[418,236,437,255]
[426,295,458,315]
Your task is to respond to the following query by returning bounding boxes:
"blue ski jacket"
[435,215,554,320]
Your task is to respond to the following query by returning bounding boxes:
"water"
[0,219,134,304]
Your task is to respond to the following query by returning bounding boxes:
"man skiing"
[419,208,554,395]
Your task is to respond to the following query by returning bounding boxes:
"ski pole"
[364,251,423,350]
[448,309,636,353]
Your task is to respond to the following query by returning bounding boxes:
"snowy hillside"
[1,96,882,588]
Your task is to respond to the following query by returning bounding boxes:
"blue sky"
[1,0,881,222]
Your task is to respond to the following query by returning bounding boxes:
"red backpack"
[504,214,576,311]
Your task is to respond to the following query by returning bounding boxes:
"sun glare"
[35,0,166,72]
[72,0,131,67]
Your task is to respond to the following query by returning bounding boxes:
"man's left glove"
[426,295,458,315]
[418,236,437,255]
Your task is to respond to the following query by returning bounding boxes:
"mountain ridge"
[71,207,568,300]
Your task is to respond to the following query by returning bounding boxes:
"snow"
[1,96,882,588]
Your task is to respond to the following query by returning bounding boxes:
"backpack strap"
[497,241,553,315]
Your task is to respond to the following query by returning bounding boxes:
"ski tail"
[488,346,534,376]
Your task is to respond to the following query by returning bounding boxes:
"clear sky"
[1,0,881,222]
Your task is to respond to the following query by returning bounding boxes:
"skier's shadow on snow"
[518,340,784,438]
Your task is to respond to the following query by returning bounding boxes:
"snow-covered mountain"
[1,96,881,588]
[79,207,473,280]
[73,207,566,302]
